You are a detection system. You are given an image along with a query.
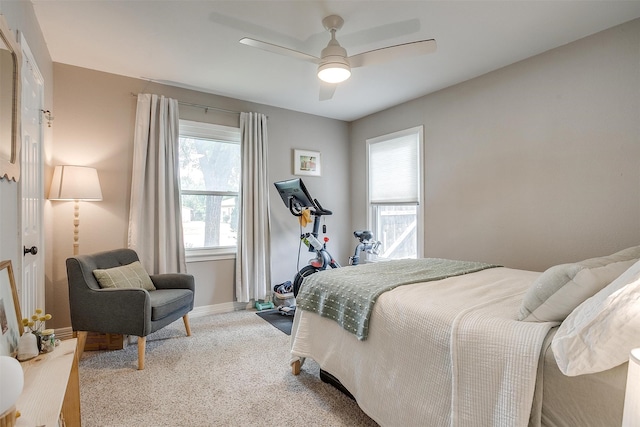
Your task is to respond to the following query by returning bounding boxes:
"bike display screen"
[274,178,315,209]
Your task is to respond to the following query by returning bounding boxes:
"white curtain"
[128,93,186,274]
[236,112,271,302]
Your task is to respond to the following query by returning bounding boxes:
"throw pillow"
[518,245,640,322]
[93,261,156,291]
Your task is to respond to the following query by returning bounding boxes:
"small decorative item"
[40,329,56,353]
[22,308,52,335]
[16,332,38,361]
[22,308,52,353]
[293,149,321,177]
[0,355,24,427]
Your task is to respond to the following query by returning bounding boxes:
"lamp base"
[0,405,17,427]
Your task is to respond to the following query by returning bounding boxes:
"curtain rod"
[177,100,240,116]
[130,92,240,116]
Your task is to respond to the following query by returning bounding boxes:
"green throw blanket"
[296,258,500,340]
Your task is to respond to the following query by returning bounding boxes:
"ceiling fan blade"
[319,82,337,101]
[349,39,437,68]
[239,38,319,64]
[339,19,421,48]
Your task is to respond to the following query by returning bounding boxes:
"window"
[178,120,241,255]
[367,126,423,260]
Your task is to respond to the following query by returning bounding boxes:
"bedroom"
[0,0,639,426]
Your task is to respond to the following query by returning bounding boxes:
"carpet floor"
[78,310,378,426]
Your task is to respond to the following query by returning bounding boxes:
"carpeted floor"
[78,310,378,426]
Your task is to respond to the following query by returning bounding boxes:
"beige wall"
[350,18,640,272]
[49,64,351,328]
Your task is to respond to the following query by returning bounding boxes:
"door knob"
[23,246,38,256]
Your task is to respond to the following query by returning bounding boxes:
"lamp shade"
[0,356,24,414]
[624,348,640,426]
[48,165,103,201]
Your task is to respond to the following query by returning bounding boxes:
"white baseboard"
[54,302,251,339]
[189,301,250,318]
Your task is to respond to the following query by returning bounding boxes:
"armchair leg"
[183,314,192,336]
[137,336,146,370]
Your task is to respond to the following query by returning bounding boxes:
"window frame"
[178,119,241,261]
[366,126,424,261]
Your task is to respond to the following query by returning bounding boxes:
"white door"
[20,36,44,319]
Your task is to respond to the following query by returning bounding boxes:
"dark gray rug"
[255,308,294,334]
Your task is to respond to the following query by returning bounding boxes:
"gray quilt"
[296,258,500,340]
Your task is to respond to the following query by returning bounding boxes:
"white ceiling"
[31,1,640,122]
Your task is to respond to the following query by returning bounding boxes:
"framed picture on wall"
[293,149,321,177]
[0,260,22,357]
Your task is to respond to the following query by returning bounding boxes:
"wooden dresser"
[15,338,81,426]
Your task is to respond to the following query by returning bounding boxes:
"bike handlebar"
[313,199,332,216]
[287,196,332,217]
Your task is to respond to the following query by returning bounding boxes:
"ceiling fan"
[239,15,437,101]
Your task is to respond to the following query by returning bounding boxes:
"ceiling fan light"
[317,62,351,83]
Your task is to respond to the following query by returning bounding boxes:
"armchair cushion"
[93,261,156,291]
[149,289,194,321]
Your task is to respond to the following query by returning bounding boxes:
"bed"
[289,247,640,426]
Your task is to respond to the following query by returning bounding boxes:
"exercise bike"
[274,178,382,298]
[274,178,340,296]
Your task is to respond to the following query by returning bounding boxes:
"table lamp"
[0,355,24,427]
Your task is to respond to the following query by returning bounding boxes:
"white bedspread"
[290,267,558,427]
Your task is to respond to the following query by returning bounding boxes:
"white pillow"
[518,245,640,322]
[551,259,640,376]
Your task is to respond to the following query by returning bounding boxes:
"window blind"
[369,133,419,204]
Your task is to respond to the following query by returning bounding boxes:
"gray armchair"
[66,248,194,370]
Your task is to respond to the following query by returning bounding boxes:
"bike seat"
[354,230,373,240]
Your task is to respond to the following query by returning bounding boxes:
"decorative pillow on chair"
[551,259,640,376]
[518,245,640,322]
[93,261,156,291]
